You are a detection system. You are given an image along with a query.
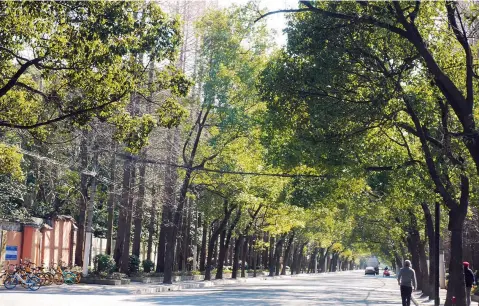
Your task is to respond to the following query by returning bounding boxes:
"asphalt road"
[0,271,403,306]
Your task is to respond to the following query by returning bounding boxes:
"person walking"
[464,262,475,306]
[397,260,417,306]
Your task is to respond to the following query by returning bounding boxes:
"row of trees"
[2,2,479,306]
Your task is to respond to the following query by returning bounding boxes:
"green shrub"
[142,259,155,273]
[94,254,116,273]
[129,255,140,274]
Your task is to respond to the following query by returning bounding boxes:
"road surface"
[0,271,404,306]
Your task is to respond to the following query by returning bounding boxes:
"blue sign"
[5,245,17,260]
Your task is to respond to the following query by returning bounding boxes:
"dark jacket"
[464,267,475,288]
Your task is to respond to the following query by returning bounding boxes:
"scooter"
[383,268,391,277]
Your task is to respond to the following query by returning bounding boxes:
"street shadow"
[122,282,402,306]
[0,284,135,295]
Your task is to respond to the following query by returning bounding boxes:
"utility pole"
[435,202,440,306]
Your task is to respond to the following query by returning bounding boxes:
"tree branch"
[300,1,409,38]
[0,58,43,98]
[402,95,456,209]
[0,91,129,129]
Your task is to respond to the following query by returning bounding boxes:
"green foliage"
[0,144,23,180]
[0,174,28,221]
[142,259,154,273]
[0,1,191,151]
[94,254,116,274]
[128,255,140,274]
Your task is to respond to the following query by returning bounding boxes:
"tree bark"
[216,206,240,280]
[114,155,132,269]
[105,144,117,256]
[199,215,207,272]
[419,240,430,296]
[146,186,157,262]
[274,236,284,276]
[421,202,435,299]
[120,160,136,273]
[132,149,147,258]
[75,132,89,266]
[268,236,275,276]
[156,130,178,273]
[445,177,469,306]
[407,211,423,291]
[82,145,98,276]
[281,232,295,275]
[309,247,319,273]
[241,238,248,278]
[215,228,227,280]
[232,235,243,279]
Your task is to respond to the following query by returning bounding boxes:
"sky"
[220,0,301,46]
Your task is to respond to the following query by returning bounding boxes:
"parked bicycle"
[3,262,41,291]
[49,260,76,285]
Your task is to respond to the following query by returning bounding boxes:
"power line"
[120,153,327,179]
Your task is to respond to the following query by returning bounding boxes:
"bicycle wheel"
[26,275,41,291]
[53,272,64,285]
[43,272,53,286]
[3,275,17,289]
[20,273,29,289]
[35,273,46,286]
[75,272,81,284]
[63,272,76,285]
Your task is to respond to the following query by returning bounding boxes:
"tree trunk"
[205,222,219,281]
[132,150,147,258]
[200,215,207,272]
[291,245,300,275]
[156,130,178,274]
[421,202,436,300]
[318,248,328,273]
[281,232,295,275]
[120,160,136,273]
[263,232,269,271]
[82,146,98,276]
[407,211,423,290]
[297,243,307,274]
[268,236,275,276]
[274,236,284,276]
[419,240,430,296]
[252,240,257,277]
[421,202,435,299]
[146,187,157,262]
[215,229,227,280]
[105,144,117,256]
[75,132,88,266]
[232,235,243,279]
[114,155,132,268]
[309,248,319,273]
[445,198,468,306]
[241,238,248,278]
[156,218,167,273]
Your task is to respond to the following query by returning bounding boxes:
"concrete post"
[439,252,446,289]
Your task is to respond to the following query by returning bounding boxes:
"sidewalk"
[2,271,338,296]
[411,289,479,306]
